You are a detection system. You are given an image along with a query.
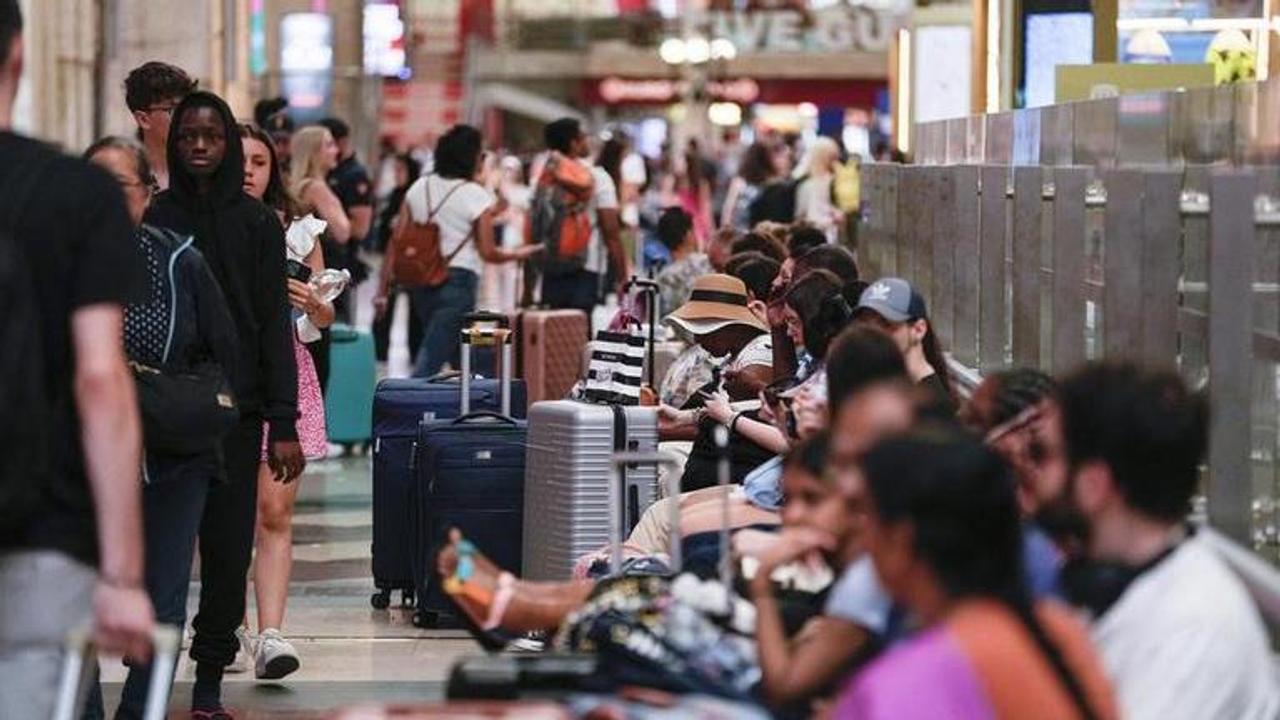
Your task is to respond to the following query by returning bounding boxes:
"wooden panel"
[1102,169,1144,358]
[1011,166,1043,367]
[1051,167,1089,373]
[952,166,981,367]
[979,165,1009,372]
[1140,169,1182,366]
[1207,170,1257,544]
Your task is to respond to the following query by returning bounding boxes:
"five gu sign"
[703,3,903,54]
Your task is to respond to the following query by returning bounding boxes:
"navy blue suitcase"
[370,354,527,609]
[409,313,528,627]
[410,413,528,628]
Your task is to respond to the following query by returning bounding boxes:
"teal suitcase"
[325,324,376,446]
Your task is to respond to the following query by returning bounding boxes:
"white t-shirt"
[584,166,619,275]
[1091,533,1280,720]
[404,174,495,276]
[620,153,647,227]
[823,556,893,634]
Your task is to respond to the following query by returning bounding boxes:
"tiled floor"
[97,454,485,718]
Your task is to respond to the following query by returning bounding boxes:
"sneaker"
[254,628,300,680]
[225,626,252,674]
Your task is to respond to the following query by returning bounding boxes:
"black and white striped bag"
[583,328,646,405]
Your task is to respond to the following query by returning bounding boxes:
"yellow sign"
[1055,64,1217,103]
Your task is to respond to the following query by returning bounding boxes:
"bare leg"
[437,531,595,632]
[254,461,301,632]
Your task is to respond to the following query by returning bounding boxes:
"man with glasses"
[124,61,196,190]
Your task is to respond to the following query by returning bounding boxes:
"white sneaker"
[254,628,300,680]
[226,626,252,674]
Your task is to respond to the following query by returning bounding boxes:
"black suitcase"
[370,315,528,610]
[411,314,528,627]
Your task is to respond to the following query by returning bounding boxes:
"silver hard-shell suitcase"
[521,401,659,581]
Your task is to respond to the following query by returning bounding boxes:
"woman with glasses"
[82,135,238,720]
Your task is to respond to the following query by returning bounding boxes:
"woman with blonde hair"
[290,125,352,244]
[793,136,842,242]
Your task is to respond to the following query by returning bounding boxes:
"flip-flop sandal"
[435,533,517,653]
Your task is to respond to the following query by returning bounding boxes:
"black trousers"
[189,418,262,668]
[372,289,423,363]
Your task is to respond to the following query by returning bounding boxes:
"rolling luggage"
[522,402,659,581]
[523,279,663,581]
[518,309,589,403]
[370,318,529,611]
[324,324,376,447]
[54,625,181,720]
[412,316,528,627]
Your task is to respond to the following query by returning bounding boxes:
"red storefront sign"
[582,76,884,108]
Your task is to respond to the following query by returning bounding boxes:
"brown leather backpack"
[390,178,472,288]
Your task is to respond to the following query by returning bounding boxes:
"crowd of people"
[1,1,1279,718]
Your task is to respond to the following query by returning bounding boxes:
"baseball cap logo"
[867,281,892,302]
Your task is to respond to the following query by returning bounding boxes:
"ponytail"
[920,321,954,400]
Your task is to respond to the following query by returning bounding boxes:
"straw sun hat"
[665,274,768,337]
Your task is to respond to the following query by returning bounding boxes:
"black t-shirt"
[328,155,374,210]
[0,132,144,566]
[918,372,959,420]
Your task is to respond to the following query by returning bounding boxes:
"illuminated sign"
[364,3,409,79]
[703,5,901,54]
[281,13,333,73]
[596,77,761,104]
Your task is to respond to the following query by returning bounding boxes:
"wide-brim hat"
[665,274,768,336]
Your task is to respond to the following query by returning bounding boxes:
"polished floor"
[98,454,483,718]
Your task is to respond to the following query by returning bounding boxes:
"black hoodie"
[145,91,298,442]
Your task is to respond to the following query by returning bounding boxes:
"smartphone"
[285,259,312,283]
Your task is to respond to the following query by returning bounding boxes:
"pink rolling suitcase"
[518,309,589,403]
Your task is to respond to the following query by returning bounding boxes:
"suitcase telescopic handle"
[624,277,660,391]
[463,311,511,329]
[54,624,182,720]
[451,410,519,426]
[458,315,514,418]
[609,450,683,576]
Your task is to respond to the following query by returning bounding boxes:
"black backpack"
[0,162,51,535]
[748,177,800,226]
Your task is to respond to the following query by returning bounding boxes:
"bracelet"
[729,412,745,435]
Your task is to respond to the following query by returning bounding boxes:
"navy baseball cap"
[856,278,927,323]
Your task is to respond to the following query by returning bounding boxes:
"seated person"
[658,252,777,409]
[436,420,909,708]
[654,206,713,317]
[658,274,775,491]
[835,426,1119,719]
[707,269,852,457]
[853,277,958,418]
[587,327,909,627]
[769,241,860,381]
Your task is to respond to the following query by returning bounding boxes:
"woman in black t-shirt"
[850,277,958,419]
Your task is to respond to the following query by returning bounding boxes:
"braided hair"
[861,426,1097,720]
[988,368,1056,429]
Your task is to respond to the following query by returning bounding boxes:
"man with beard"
[146,90,304,719]
[1041,362,1277,720]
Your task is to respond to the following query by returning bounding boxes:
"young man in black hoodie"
[146,90,304,718]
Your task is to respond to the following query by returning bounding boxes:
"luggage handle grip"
[463,311,511,329]
[55,624,181,720]
[451,411,518,427]
[609,451,683,576]
[623,277,660,294]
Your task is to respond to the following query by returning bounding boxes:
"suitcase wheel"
[413,609,439,628]
[371,590,392,610]
[401,588,416,608]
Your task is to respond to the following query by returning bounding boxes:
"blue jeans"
[410,267,478,378]
[542,269,600,319]
[85,473,209,719]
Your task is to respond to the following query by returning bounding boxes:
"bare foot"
[436,529,504,629]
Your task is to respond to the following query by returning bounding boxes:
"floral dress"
[261,215,330,461]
